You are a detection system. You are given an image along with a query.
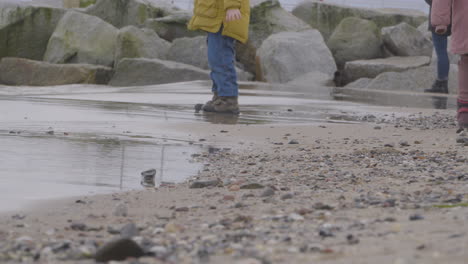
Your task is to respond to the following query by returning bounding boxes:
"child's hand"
[226,9,241,22]
[435,25,447,34]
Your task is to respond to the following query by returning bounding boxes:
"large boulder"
[0,3,66,60]
[166,36,208,70]
[109,58,210,86]
[115,26,170,66]
[292,2,427,40]
[363,65,458,94]
[44,11,119,67]
[327,17,383,68]
[85,0,178,28]
[236,0,311,77]
[257,30,337,83]
[145,11,203,42]
[344,56,431,83]
[0,57,113,86]
[382,22,433,57]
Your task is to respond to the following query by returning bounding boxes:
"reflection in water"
[0,135,201,211]
[431,96,448,110]
[199,112,240,124]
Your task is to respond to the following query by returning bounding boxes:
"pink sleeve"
[431,0,452,27]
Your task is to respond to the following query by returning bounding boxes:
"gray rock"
[258,30,336,83]
[189,179,221,189]
[260,187,275,197]
[0,57,113,86]
[44,11,119,67]
[417,21,432,40]
[166,36,209,70]
[240,183,265,189]
[113,202,128,217]
[109,58,210,86]
[366,64,458,94]
[382,22,433,57]
[344,78,373,89]
[85,0,178,28]
[0,3,66,61]
[236,0,312,76]
[327,17,383,68]
[120,223,139,238]
[344,56,431,83]
[115,25,170,67]
[145,11,203,42]
[94,238,144,262]
[287,71,335,87]
[292,1,427,40]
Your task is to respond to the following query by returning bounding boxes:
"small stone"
[240,183,265,189]
[94,238,144,262]
[223,195,235,201]
[374,126,382,130]
[409,214,424,221]
[190,179,221,189]
[175,207,189,212]
[165,222,184,233]
[260,187,275,197]
[120,223,139,238]
[113,203,128,217]
[313,202,334,210]
[346,234,359,245]
[287,213,304,221]
[70,222,87,231]
[399,141,410,147]
[281,193,294,200]
[384,143,395,148]
[288,140,299,144]
[194,104,203,112]
[229,185,241,191]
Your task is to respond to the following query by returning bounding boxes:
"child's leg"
[207,29,238,97]
[457,54,468,128]
[432,33,450,81]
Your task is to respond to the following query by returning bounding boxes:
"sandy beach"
[1,103,467,264]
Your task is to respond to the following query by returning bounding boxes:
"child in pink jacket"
[431,0,468,130]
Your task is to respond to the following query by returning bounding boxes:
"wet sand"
[0,82,467,263]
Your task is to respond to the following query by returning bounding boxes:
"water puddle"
[0,133,202,212]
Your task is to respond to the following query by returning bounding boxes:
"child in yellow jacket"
[188,0,250,114]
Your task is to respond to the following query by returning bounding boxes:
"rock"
[346,234,360,245]
[257,30,336,83]
[327,17,382,68]
[85,0,178,28]
[287,71,335,87]
[0,4,66,60]
[145,11,202,42]
[109,58,210,86]
[44,11,119,67]
[113,202,128,217]
[70,222,87,231]
[382,22,433,57]
[292,2,427,40]
[260,187,275,197]
[236,0,312,76]
[288,140,299,145]
[343,56,430,83]
[0,57,113,86]
[281,193,294,200]
[240,183,265,189]
[94,238,144,262]
[409,214,424,221]
[344,78,372,89]
[287,213,304,221]
[166,36,209,70]
[120,223,139,238]
[189,179,222,189]
[417,21,432,40]
[365,65,458,94]
[114,26,170,67]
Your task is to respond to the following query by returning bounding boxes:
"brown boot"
[202,92,219,111]
[204,96,239,114]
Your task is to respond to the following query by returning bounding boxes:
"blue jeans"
[432,32,450,81]
[207,28,238,97]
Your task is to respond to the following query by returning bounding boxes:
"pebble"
[190,179,221,189]
[94,238,144,262]
[280,193,294,200]
[260,187,275,197]
[240,183,265,189]
[113,203,128,217]
[120,223,139,238]
[409,214,424,221]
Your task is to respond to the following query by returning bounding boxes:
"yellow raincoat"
[187,0,250,43]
